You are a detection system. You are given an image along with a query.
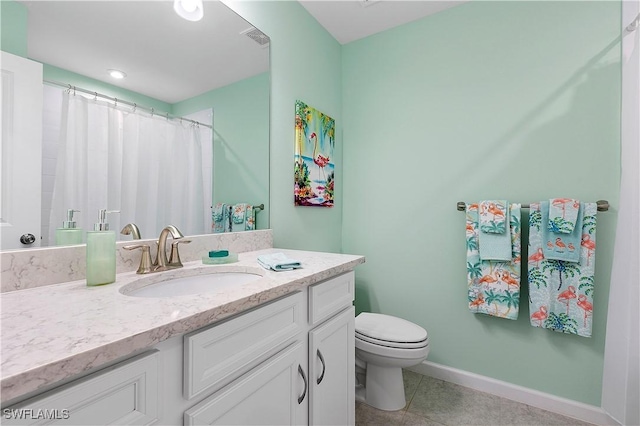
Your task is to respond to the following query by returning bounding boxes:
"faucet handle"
[168,239,191,268]
[123,244,153,274]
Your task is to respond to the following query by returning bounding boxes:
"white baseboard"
[408,361,619,426]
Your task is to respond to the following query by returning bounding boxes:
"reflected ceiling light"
[108,69,126,79]
[174,0,204,22]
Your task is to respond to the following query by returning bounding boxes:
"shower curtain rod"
[456,200,610,212]
[44,79,213,129]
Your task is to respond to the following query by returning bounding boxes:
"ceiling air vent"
[241,27,270,48]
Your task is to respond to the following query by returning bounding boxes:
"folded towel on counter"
[548,198,580,234]
[528,202,597,338]
[541,201,583,263]
[478,200,512,261]
[212,203,231,234]
[257,253,302,271]
[479,200,507,234]
[466,203,522,320]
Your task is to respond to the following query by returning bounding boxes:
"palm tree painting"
[294,100,335,207]
[544,312,579,335]
[542,259,581,291]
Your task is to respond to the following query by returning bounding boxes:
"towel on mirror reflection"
[528,202,597,338]
[245,205,255,231]
[466,203,522,320]
[540,201,582,263]
[257,253,302,271]
[231,203,248,232]
[479,200,507,234]
[478,200,512,261]
[548,198,580,234]
[212,203,231,233]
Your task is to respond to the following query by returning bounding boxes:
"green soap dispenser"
[55,209,82,246]
[86,209,119,286]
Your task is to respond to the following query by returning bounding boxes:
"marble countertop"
[0,248,364,403]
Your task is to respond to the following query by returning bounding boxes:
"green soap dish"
[202,252,238,264]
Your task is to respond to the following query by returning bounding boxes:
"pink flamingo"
[555,238,566,252]
[478,274,498,285]
[531,306,548,327]
[501,271,519,289]
[528,248,545,268]
[469,293,485,311]
[568,243,575,252]
[557,286,577,315]
[487,203,505,220]
[547,241,554,250]
[310,132,330,183]
[576,294,593,327]
[581,234,596,266]
[552,198,573,218]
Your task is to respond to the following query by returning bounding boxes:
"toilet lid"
[355,313,428,344]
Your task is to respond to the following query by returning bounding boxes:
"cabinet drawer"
[308,272,354,327]
[184,342,305,426]
[4,351,159,425]
[184,292,304,400]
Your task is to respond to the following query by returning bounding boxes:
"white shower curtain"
[48,91,206,242]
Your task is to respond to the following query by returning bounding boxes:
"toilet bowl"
[355,312,429,411]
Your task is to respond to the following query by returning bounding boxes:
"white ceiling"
[20,1,464,105]
[20,1,269,104]
[299,0,467,45]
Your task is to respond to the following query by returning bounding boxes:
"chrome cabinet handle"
[298,365,307,404]
[317,349,326,385]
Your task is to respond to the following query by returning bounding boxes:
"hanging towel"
[231,203,248,232]
[466,203,522,320]
[479,200,508,233]
[245,205,255,231]
[478,200,512,261]
[540,200,583,263]
[548,198,580,234]
[257,253,302,271]
[212,203,231,234]
[528,202,597,338]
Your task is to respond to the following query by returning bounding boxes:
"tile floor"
[355,370,598,426]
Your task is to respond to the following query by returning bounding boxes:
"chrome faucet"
[155,225,184,271]
[120,223,141,240]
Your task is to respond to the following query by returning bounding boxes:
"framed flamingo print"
[294,100,335,207]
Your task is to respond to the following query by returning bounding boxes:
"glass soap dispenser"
[55,209,82,246]
[86,209,119,286]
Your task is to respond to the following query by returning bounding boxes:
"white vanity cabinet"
[3,271,356,426]
[183,271,355,426]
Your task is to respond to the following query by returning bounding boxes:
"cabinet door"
[184,342,307,425]
[309,306,355,426]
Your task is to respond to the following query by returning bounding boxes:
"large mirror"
[1,0,270,250]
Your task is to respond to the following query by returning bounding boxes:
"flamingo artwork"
[581,234,596,266]
[568,243,576,252]
[487,203,505,220]
[469,293,485,311]
[310,132,330,183]
[547,241,554,250]
[531,306,548,327]
[478,273,498,285]
[528,248,545,268]
[576,294,593,327]
[555,237,566,252]
[501,271,519,289]
[557,285,577,315]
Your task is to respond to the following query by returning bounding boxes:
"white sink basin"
[121,270,263,298]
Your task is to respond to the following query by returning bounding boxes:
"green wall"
[0,0,27,57]
[173,73,270,230]
[223,0,343,252]
[341,1,620,406]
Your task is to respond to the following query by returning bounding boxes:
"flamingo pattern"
[548,198,580,234]
[465,203,521,320]
[528,202,597,337]
[479,200,507,234]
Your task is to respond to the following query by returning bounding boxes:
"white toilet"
[354,312,430,411]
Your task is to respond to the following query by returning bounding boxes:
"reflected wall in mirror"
[0,0,270,250]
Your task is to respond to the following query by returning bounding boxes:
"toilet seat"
[355,312,428,349]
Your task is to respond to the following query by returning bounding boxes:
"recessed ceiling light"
[108,69,126,79]
[174,0,203,22]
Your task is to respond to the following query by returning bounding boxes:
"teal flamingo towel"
[466,203,522,320]
[478,200,512,261]
[231,203,248,232]
[528,202,597,337]
[212,203,231,233]
[245,205,255,231]
[541,201,583,263]
[548,198,580,234]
